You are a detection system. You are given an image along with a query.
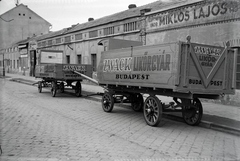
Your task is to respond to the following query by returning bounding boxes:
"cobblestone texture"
[0,79,240,161]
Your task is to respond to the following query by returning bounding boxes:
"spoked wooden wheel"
[59,82,64,93]
[181,98,203,126]
[38,81,42,93]
[143,95,162,127]
[51,81,57,97]
[102,92,114,112]
[131,93,144,112]
[75,81,82,97]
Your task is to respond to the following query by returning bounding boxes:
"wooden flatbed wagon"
[35,50,92,97]
[35,63,92,97]
[96,37,237,127]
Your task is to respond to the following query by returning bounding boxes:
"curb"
[8,78,240,136]
[200,121,240,136]
[163,113,240,136]
[10,79,35,85]
[82,93,240,136]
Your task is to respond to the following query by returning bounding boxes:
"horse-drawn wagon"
[35,50,92,97]
[96,37,237,126]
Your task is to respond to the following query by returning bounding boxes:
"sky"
[0,0,162,31]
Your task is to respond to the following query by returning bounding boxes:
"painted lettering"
[189,79,223,86]
[133,54,171,71]
[116,74,150,80]
[63,65,86,71]
[194,46,221,56]
[103,57,132,72]
[147,1,239,29]
[103,54,171,73]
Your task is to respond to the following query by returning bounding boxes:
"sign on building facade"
[146,1,240,31]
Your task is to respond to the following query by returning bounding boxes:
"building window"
[14,60,15,68]
[38,42,42,48]
[48,40,52,46]
[104,26,115,36]
[75,33,82,40]
[89,30,98,38]
[64,36,71,43]
[124,21,137,32]
[56,38,61,44]
[91,54,97,72]
[77,55,82,64]
[42,41,46,47]
[66,55,70,64]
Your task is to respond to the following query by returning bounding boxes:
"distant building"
[0,4,51,49]
[0,3,51,75]
[35,1,174,71]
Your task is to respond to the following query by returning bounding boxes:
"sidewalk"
[1,73,240,136]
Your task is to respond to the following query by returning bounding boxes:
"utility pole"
[0,49,5,77]
[2,52,5,76]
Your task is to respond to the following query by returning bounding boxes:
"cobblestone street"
[1,79,240,161]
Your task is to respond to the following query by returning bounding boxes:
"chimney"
[140,8,152,16]
[128,4,137,9]
[88,18,94,22]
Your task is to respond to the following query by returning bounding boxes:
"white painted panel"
[40,51,63,64]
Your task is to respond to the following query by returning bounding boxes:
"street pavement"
[1,75,240,161]
[1,73,240,136]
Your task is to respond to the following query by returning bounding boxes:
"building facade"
[145,0,240,46]
[0,4,51,49]
[0,3,51,75]
[1,0,240,87]
[35,1,178,74]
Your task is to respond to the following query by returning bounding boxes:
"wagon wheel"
[131,93,144,112]
[143,95,162,127]
[38,81,42,93]
[181,98,203,126]
[75,81,82,97]
[51,81,57,97]
[59,82,64,93]
[102,92,114,112]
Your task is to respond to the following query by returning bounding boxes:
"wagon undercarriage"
[37,78,82,97]
[101,85,203,127]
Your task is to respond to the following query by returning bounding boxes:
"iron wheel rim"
[51,81,56,97]
[143,96,162,126]
[38,82,42,93]
[131,93,143,112]
[102,92,114,112]
[75,82,82,97]
[182,98,203,126]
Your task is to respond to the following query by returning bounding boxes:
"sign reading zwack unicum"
[146,0,240,31]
